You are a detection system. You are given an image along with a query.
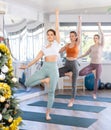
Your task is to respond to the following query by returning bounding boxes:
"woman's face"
[47,31,55,42]
[93,36,99,44]
[70,33,77,42]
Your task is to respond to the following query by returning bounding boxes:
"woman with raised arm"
[59,16,82,107]
[20,9,60,120]
[78,23,104,99]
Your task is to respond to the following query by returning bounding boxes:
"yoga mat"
[22,111,97,128]
[28,101,105,113]
[55,94,111,103]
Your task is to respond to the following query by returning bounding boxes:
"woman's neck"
[71,41,76,45]
[94,42,99,45]
[48,40,54,44]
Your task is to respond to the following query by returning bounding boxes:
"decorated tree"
[0,38,22,130]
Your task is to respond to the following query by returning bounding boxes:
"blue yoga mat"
[55,94,111,103]
[22,111,97,128]
[28,101,105,113]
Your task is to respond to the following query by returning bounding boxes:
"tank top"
[66,44,79,58]
[42,40,60,57]
[90,44,103,64]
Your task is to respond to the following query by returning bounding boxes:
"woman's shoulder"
[90,44,95,48]
[65,43,70,46]
[53,40,59,44]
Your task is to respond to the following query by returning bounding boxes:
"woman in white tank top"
[20,9,60,120]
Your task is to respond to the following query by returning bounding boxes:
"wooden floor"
[20,89,111,130]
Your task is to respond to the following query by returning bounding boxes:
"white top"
[90,44,103,64]
[42,40,60,57]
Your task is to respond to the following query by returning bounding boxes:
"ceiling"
[1,0,111,25]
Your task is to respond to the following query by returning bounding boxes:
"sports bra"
[66,44,79,58]
[42,40,60,57]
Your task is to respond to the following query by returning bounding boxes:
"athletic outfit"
[25,40,60,108]
[59,44,79,98]
[79,44,103,94]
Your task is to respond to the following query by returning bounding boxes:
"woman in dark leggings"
[59,16,82,107]
[78,23,104,99]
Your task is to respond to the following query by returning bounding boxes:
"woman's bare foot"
[46,109,51,120]
[41,78,50,85]
[93,93,97,99]
[92,70,96,78]
[46,114,51,120]
[65,72,73,81]
[68,98,74,107]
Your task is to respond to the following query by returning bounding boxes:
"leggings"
[25,62,59,108]
[79,63,102,94]
[59,59,79,98]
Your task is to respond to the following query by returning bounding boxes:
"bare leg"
[65,72,73,81]
[68,98,74,107]
[46,108,51,120]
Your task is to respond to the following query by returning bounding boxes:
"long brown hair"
[94,34,100,39]
[70,31,78,41]
[47,29,56,36]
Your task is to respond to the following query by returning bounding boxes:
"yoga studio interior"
[0,0,111,130]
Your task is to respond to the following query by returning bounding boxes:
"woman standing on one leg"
[78,23,104,99]
[20,9,60,120]
[59,16,82,107]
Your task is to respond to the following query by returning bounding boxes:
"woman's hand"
[19,65,28,70]
[98,22,101,27]
[78,16,82,22]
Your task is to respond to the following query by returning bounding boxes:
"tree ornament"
[0,113,2,120]
[0,72,5,80]
[1,65,9,73]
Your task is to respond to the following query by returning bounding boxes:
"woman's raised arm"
[77,16,82,45]
[55,9,60,43]
[98,22,104,46]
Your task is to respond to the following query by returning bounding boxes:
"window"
[8,24,44,61]
[8,22,111,63]
[60,23,111,63]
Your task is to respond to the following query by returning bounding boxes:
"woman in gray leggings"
[20,9,60,120]
[78,23,104,99]
[59,16,82,107]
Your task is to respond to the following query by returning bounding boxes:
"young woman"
[78,23,104,99]
[59,16,82,107]
[20,9,60,120]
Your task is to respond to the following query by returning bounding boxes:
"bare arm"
[98,22,104,46]
[78,47,91,59]
[59,46,66,53]
[55,9,60,43]
[20,51,44,69]
[59,44,69,53]
[77,16,82,45]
